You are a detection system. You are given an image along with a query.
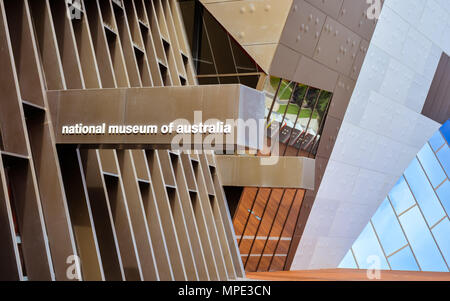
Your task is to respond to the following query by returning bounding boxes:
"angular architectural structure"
[0,0,247,281]
[340,120,450,272]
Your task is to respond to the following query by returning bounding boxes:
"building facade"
[0,0,449,281]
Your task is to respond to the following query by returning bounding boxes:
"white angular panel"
[307,237,354,269]
[401,27,432,75]
[350,169,389,205]
[316,160,359,201]
[441,20,450,54]
[291,236,317,270]
[328,201,373,238]
[302,197,339,237]
[378,59,414,106]
[385,0,426,26]
[418,0,448,46]
[371,6,409,61]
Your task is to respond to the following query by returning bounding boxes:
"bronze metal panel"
[350,38,369,81]
[180,155,221,280]
[338,0,378,41]
[1,154,53,281]
[146,150,187,280]
[293,55,339,92]
[269,44,302,87]
[199,154,237,279]
[0,160,21,280]
[24,107,79,281]
[175,153,210,280]
[137,178,174,281]
[194,153,229,280]
[327,75,356,121]
[0,2,28,156]
[28,0,66,90]
[279,1,326,58]
[84,0,117,88]
[47,85,265,149]
[158,150,199,280]
[57,146,104,281]
[313,17,362,76]
[211,171,245,278]
[422,52,450,124]
[316,116,343,159]
[71,1,102,89]
[116,150,159,280]
[78,149,125,281]
[3,0,45,107]
[48,0,84,89]
[102,172,142,281]
[305,0,344,20]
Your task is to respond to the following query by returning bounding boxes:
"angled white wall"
[293,0,449,270]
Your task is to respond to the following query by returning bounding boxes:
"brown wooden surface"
[247,269,450,281]
[233,187,305,272]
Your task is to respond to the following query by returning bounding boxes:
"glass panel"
[431,218,450,265]
[203,11,236,75]
[436,180,450,215]
[399,206,448,272]
[338,250,357,269]
[230,42,258,74]
[388,176,416,215]
[388,246,419,271]
[196,14,217,75]
[439,120,450,145]
[417,143,446,188]
[265,77,294,119]
[264,76,280,114]
[351,223,389,270]
[404,158,445,226]
[289,88,319,149]
[429,131,445,151]
[371,198,407,255]
[436,144,450,175]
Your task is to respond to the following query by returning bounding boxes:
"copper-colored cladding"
[233,188,305,272]
[422,52,450,124]
[0,0,244,281]
[200,0,384,271]
[246,269,450,281]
